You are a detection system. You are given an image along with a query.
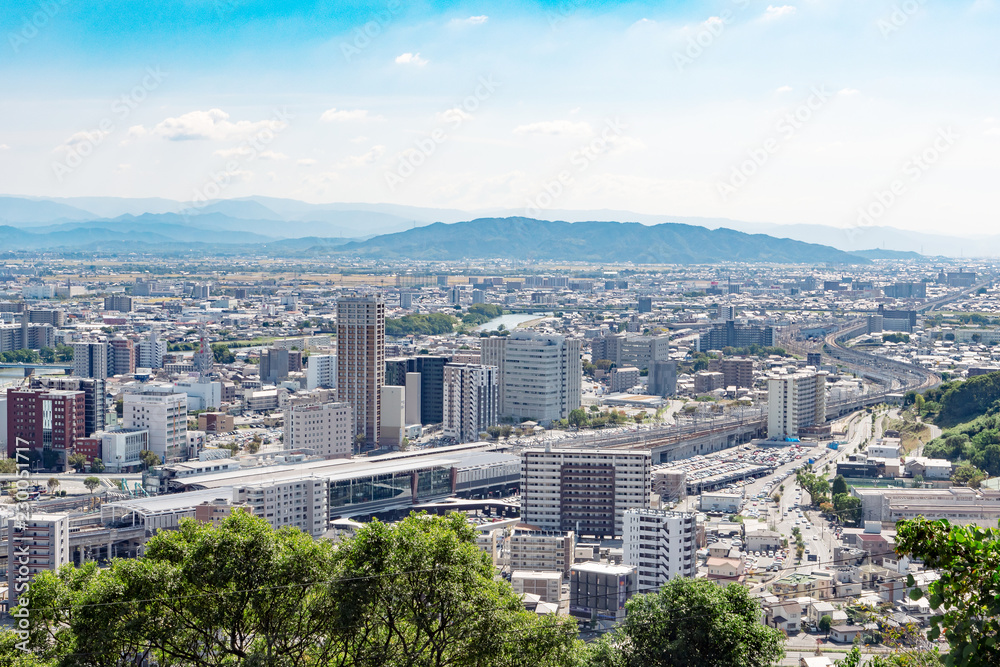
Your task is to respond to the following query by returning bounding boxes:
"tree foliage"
[586,577,784,667]
[385,313,457,337]
[895,517,1000,667]
[20,512,582,667]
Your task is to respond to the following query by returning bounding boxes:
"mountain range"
[0,194,975,261]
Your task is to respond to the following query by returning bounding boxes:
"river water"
[474,312,554,332]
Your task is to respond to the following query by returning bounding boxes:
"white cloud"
[764,5,797,19]
[450,15,488,26]
[335,145,386,168]
[436,107,472,124]
[775,85,793,94]
[0,144,8,150]
[513,120,593,137]
[320,108,381,122]
[838,88,860,96]
[395,52,428,66]
[115,163,132,174]
[985,127,1000,136]
[297,158,318,166]
[349,135,369,144]
[151,109,286,141]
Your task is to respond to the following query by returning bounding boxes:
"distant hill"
[852,248,929,260]
[333,217,869,264]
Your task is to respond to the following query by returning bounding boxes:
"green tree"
[83,476,101,494]
[66,453,87,473]
[46,477,60,494]
[832,474,849,496]
[819,614,833,633]
[212,342,235,363]
[587,577,783,667]
[90,457,105,474]
[0,458,17,474]
[896,517,1000,667]
[139,449,160,470]
[568,408,590,428]
[951,463,986,488]
[833,493,863,526]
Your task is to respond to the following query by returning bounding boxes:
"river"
[474,312,554,332]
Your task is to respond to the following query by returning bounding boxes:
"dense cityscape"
[0,250,996,665]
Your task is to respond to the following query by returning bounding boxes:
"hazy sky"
[1,0,997,233]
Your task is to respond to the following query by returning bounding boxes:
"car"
[813,535,819,540]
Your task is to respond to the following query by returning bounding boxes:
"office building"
[521,448,651,538]
[637,296,653,313]
[511,571,562,604]
[337,296,385,447]
[700,321,774,351]
[806,352,822,368]
[385,355,448,424]
[609,366,640,393]
[883,282,927,299]
[622,509,697,593]
[7,513,70,608]
[721,357,754,389]
[767,370,827,439]
[877,306,918,333]
[95,428,149,472]
[27,308,65,327]
[618,334,670,370]
[486,332,582,424]
[73,341,109,379]
[5,388,85,459]
[306,353,336,390]
[284,400,353,458]
[380,385,405,449]
[647,360,677,397]
[103,294,134,312]
[28,376,105,438]
[442,363,498,443]
[123,388,188,462]
[197,412,234,434]
[260,348,303,384]
[569,562,637,623]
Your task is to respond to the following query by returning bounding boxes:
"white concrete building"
[284,401,353,459]
[484,332,582,424]
[511,570,563,604]
[234,476,329,537]
[442,363,498,443]
[379,385,405,449]
[509,529,575,574]
[767,369,827,439]
[306,353,336,390]
[98,427,149,472]
[622,508,697,593]
[7,513,70,607]
[123,387,188,462]
[521,448,651,538]
[73,340,108,379]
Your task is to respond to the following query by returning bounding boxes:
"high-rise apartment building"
[306,353,336,390]
[520,448,651,538]
[767,370,827,439]
[622,509,697,593]
[123,388,188,462]
[285,401,353,459]
[508,528,575,574]
[73,341,109,379]
[721,357,754,389]
[108,337,136,376]
[7,513,70,607]
[484,332,582,424]
[337,296,385,447]
[699,321,774,351]
[480,337,508,413]
[103,294,134,312]
[137,329,167,369]
[234,476,329,537]
[442,363,498,443]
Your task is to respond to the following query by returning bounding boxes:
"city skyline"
[1,1,997,235]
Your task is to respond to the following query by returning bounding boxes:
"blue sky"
[1,0,998,233]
